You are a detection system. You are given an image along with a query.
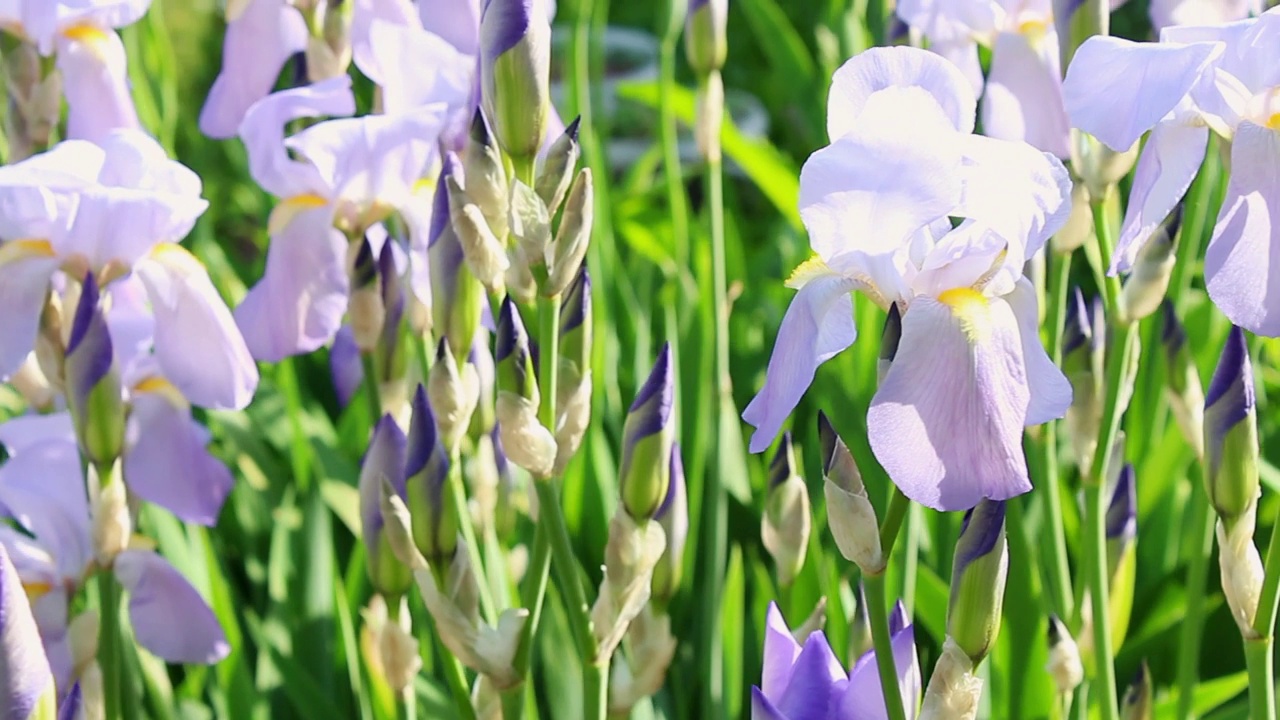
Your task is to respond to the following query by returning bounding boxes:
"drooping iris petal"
[124,392,234,526]
[826,45,978,138]
[233,205,349,361]
[761,603,802,700]
[1112,121,1208,273]
[199,0,308,139]
[239,77,356,198]
[0,252,58,379]
[743,273,858,454]
[773,632,846,720]
[113,550,229,664]
[1205,121,1280,336]
[983,30,1070,158]
[1006,278,1072,425]
[0,413,75,453]
[1062,36,1220,151]
[869,292,1033,510]
[134,244,258,410]
[55,26,141,142]
[0,543,56,719]
[0,433,93,582]
[359,19,473,118]
[841,622,922,720]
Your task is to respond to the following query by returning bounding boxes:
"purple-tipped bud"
[374,240,409,384]
[405,385,459,562]
[818,411,881,573]
[536,116,581,215]
[1106,464,1137,545]
[1106,465,1139,648]
[1204,326,1260,523]
[65,274,124,469]
[619,344,676,521]
[948,499,1009,664]
[0,544,57,719]
[495,297,556,476]
[350,236,385,352]
[1064,289,1105,471]
[1120,206,1180,323]
[1160,301,1205,458]
[1120,660,1152,720]
[359,415,412,596]
[762,433,810,586]
[878,303,902,383]
[1045,614,1084,693]
[495,296,537,401]
[652,444,689,601]
[480,0,551,163]
[684,0,727,75]
[430,158,485,360]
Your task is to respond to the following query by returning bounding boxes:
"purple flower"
[743,47,1072,511]
[753,601,921,720]
[0,543,56,719]
[1063,9,1280,335]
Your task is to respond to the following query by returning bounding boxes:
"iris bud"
[65,274,124,470]
[463,112,510,241]
[848,582,873,659]
[684,0,727,76]
[405,386,460,563]
[1045,615,1084,694]
[448,172,510,294]
[361,594,422,694]
[1106,464,1137,647]
[544,168,593,297]
[761,433,811,587]
[694,71,724,163]
[1119,206,1179,324]
[1063,289,1104,472]
[359,415,413,598]
[91,461,131,567]
[619,344,676,521]
[428,339,480,453]
[818,411,883,574]
[1160,301,1205,459]
[1120,662,1153,720]
[430,158,485,359]
[507,180,551,301]
[348,236,384,352]
[536,117,581,216]
[651,445,688,602]
[1204,326,1260,525]
[947,500,1009,665]
[480,0,551,165]
[495,297,556,477]
[1070,130,1139,201]
[552,269,593,475]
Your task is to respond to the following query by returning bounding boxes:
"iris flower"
[1109,0,1262,32]
[1063,7,1280,335]
[0,0,149,141]
[0,130,258,411]
[743,47,1072,511]
[0,422,228,691]
[230,77,448,361]
[896,0,1071,157]
[753,601,921,720]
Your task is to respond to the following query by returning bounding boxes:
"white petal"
[55,28,140,142]
[238,77,355,198]
[983,30,1070,158]
[0,254,57,379]
[827,46,977,139]
[956,134,1073,257]
[1113,121,1207,273]
[1006,277,1071,425]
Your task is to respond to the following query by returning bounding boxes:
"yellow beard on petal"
[133,375,189,408]
[938,287,992,343]
[0,238,56,267]
[786,255,833,289]
[1268,112,1280,131]
[268,194,331,235]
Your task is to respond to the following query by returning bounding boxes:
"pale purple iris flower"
[753,601,921,720]
[0,0,150,141]
[0,543,56,719]
[743,46,1072,511]
[0,130,258,411]
[1107,0,1262,32]
[0,423,229,691]
[230,77,448,361]
[1063,8,1280,335]
[896,0,1071,158]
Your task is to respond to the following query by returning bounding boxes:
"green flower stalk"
[64,274,124,471]
[405,385,460,564]
[1106,464,1138,648]
[619,344,676,521]
[761,433,810,587]
[1204,326,1260,527]
[948,500,1009,665]
[818,411,883,575]
[1160,301,1205,459]
[495,296,556,477]
[1119,206,1179,324]
[536,116,581,215]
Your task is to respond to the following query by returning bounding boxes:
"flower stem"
[98,571,127,720]
[1252,499,1280,640]
[657,33,689,270]
[428,613,477,720]
[879,486,911,553]
[865,572,908,720]
[585,659,611,720]
[448,454,497,624]
[1041,251,1075,620]
[1176,464,1215,720]
[1245,637,1276,720]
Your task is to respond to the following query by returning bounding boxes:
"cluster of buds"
[922,500,1008,720]
[1203,327,1265,638]
[349,234,416,418]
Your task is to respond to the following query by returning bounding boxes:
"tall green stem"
[1042,252,1075,620]
[658,34,690,269]
[98,571,126,720]
[1245,638,1276,720]
[865,574,908,720]
[1252,499,1280,640]
[1175,467,1214,720]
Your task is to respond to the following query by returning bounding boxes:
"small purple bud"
[1204,326,1259,522]
[949,499,1009,663]
[1106,464,1137,544]
[652,443,689,601]
[405,385,458,561]
[359,414,412,596]
[619,344,676,520]
[65,274,124,468]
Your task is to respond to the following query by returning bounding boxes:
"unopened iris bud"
[879,304,902,384]
[761,433,811,586]
[91,461,131,567]
[65,274,124,469]
[818,411,883,574]
[447,171,510,294]
[495,297,556,477]
[536,117,581,215]
[480,0,551,164]
[948,500,1009,665]
[430,158,484,359]
[1070,130,1139,201]
[553,268,593,475]
[375,241,409,409]
[1051,184,1095,254]
[619,344,676,521]
[1106,464,1137,647]
[1161,302,1205,459]
[1204,326,1260,525]
[1063,289,1104,471]
[544,168,594,297]
[464,111,511,240]
[305,0,354,80]
[694,71,725,163]
[349,236,384,352]
[405,386,460,563]
[651,445,688,602]
[428,340,480,453]
[359,415,413,597]
[684,0,727,76]
[1119,206,1180,324]
[508,180,551,297]
[1120,662,1153,720]
[1045,615,1084,694]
